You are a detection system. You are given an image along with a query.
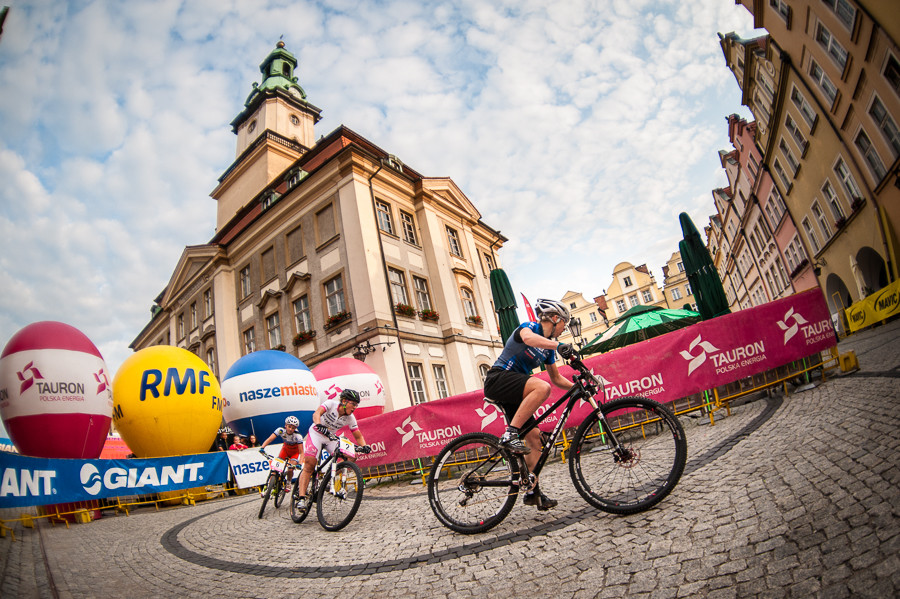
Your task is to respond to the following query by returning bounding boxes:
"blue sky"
[0,0,760,377]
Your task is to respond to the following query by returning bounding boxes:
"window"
[885,54,900,97]
[623,276,632,287]
[765,187,787,228]
[177,314,185,339]
[433,365,450,399]
[779,138,800,175]
[286,226,303,265]
[266,313,281,348]
[206,348,217,377]
[204,290,213,318]
[413,276,432,311]
[261,247,275,282]
[833,157,862,200]
[809,59,837,105]
[400,210,417,245]
[479,364,490,384]
[240,266,251,298]
[316,204,336,243]
[483,252,495,275]
[815,23,848,69]
[785,114,808,153]
[376,201,395,235]
[802,217,821,253]
[589,312,598,323]
[821,0,855,30]
[822,181,845,223]
[791,86,816,126]
[677,262,684,272]
[293,295,311,332]
[672,288,682,301]
[408,363,427,404]
[187,303,196,331]
[324,275,345,317]
[616,299,627,313]
[461,287,477,318]
[642,289,653,303]
[786,234,807,271]
[243,328,256,354]
[685,282,692,295]
[629,294,639,307]
[773,158,791,189]
[389,267,409,307]
[286,168,307,189]
[770,0,789,22]
[446,226,463,257]
[869,96,900,157]
[855,130,887,180]
[811,201,833,240]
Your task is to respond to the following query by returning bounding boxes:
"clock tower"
[212,41,323,229]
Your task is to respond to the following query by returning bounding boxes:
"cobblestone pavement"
[2,320,898,598]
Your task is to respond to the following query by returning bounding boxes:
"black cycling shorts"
[483,368,537,429]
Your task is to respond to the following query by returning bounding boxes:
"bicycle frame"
[306,437,355,497]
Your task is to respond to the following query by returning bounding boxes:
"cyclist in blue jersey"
[484,298,575,510]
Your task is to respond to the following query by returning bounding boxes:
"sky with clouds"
[0,0,760,376]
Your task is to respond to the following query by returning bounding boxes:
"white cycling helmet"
[534,298,571,323]
[285,415,300,427]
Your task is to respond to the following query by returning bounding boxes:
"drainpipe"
[368,160,415,405]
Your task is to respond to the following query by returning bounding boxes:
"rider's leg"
[510,377,551,428]
[296,455,316,498]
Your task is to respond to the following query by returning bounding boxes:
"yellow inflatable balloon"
[112,346,223,458]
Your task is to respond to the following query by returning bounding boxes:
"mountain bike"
[289,436,366,531]
[257,454,297,519]
[427,352,688,534]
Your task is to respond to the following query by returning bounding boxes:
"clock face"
[289,87,302,99]
[291,115,300,125]
[248,120,257,133]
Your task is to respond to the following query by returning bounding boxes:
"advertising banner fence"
[845,278,900,333]
[0,451,230,509]
[350,288,836,468]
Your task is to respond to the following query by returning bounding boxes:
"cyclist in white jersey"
[259,416,305,493]
[295,389,371,511]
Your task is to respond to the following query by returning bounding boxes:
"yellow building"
[556,291,610,348]
[661,252,698,311]
[723,0,899,329]
[130,43,506,409]
[598,262,667,320]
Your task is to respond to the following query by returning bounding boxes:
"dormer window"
[286,168,308,190]
[261,190,281,212]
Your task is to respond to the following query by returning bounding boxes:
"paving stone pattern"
[2,319,898,598]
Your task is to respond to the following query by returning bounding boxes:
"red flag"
[521,293,537,322]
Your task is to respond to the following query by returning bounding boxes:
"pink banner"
[348,288,836,468]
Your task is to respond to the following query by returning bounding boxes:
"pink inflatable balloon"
[312,358,386,420]
[0,322,113,458]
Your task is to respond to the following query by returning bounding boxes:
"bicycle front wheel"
[257,472,276,519]
[569,396,687,514]
[273,474,286,508]
[316,461,364,532]
[427,433,517,534]
[290,475,314,524]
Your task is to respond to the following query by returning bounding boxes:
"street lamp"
[568,317,586,348]
[351,339,395,362]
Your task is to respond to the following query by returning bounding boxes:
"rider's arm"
[351,429,366,446]
[546,362,574,391]
[311,406,327,426]
[520,327,562,351]
[259,433,277,450]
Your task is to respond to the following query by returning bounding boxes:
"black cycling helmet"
[339,389,361,404]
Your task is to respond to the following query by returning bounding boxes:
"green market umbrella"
[582,304,701,354]
[679,212,730,320]
[489,268,521,344]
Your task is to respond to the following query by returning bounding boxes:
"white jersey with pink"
[303,400,358,458]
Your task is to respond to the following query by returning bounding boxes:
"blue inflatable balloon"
[220,351,319,440]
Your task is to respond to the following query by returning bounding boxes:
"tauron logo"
[81,464,103,495]
[776,307,808,344]
[323,383,342,401]
[374,380,384,395]
[476,401,500,430]
[679,335,721,375]
[94,369,110,394]
[395,417,422,445]
[16,362,44,394]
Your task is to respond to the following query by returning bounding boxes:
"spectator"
[229,434,248,451]
[213,430,229,452]
[246,434,260,447]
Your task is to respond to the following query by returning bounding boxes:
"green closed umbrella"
[582,304,701,354]
[490,268,521,344]
[679,212,730,320]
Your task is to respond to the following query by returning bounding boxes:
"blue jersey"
[492,321,557,374]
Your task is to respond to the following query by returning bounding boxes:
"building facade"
[720,1,899,330]
[556,291,611,348]
[597,262,667,320]
[131,43,506,411]
[661,251,698,311]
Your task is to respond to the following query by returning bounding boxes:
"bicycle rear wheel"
[257,472,276,519]
[290,475,314,524]
[316,461,364,532]
[569,396,687,514]
[427,433,518,534]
